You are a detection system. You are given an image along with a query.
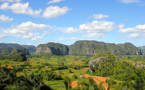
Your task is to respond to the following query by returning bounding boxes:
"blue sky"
[0,0,145,46]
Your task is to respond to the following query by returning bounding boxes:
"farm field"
[0,54,145,90]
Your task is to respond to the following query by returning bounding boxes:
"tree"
[10,50,27,61]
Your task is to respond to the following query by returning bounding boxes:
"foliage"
[69,40,138,56]
[76,78,104,90]
[35,40,139,56]
[37,42,69,55]
[22,45,36,54]
[90,53,145,90]
[0,51,145,90]
[0,43,29,61]
[0,67,52,90]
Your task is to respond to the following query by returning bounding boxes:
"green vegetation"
[0,41,145,90]
[36,40,139,56]
[0,53,144,90]
[139,46,145,55]
[0,43,29,61]
[22,45,36,54]
[0,67,52,90]
[36,42,69,55]
[89,53,145,90]
[69,41,139,56]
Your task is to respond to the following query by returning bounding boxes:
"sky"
[0,0,145,46]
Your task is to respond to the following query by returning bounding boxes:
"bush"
[0,67,52,90]
[89,53,145,89]
[10,50,27,61]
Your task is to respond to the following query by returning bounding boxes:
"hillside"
[139,46,145,54]
[69,41,138,56]
[22,45,36,54]
[0,43,29,56]
[36,42,69,55]
[0,43,30,61]
[36,40,139,56]
[0,41,140,56]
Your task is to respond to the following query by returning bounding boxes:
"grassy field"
[0,54,145,90]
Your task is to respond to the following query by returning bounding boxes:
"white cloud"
[128,33,139,38]
[63,27,78,34]
[48,0,63,4]
[119,24,145,33]
[141,33,145,38]
[64,21,114,34]
[127,33,145,38]
[0,3,9,9]
[0,14,13,22]
[0,34,5,38]
[83,33,104,38]
[0,2,69,18]
[63,20,115,38]
[43,6,68,18]
[0,28,5,38]
[58,37,78,41]
[79,21,114,33]
[118,24,125,29]
[120,0,140,4]
[0,2,42,16]
[93,14,109,19]
[118,24,145,39]
[22,32,44,40]
[0,0,20,2]
[2,21,52,40]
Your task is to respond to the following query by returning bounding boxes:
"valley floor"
[0,55,145,90]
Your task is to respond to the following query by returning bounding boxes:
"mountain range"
[36,40,142,56]
[0,40,144,56]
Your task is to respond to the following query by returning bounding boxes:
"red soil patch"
[7,66,14,69]
[70,74,109,90]
[70,81,78,88]
[83,67,89,70]
[92,76,109,82]
[83,74,90,78]
[102,83,109,90]
[92,78,100,85]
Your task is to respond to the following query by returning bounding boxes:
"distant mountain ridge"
[0,43,36,56]
[0,43,22,49]
[22,45,36,54]
[0,43,28,55]
[0,41,141,56]
[36,40,139,56]
[138,46,145,54]
[36,42,69,55]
